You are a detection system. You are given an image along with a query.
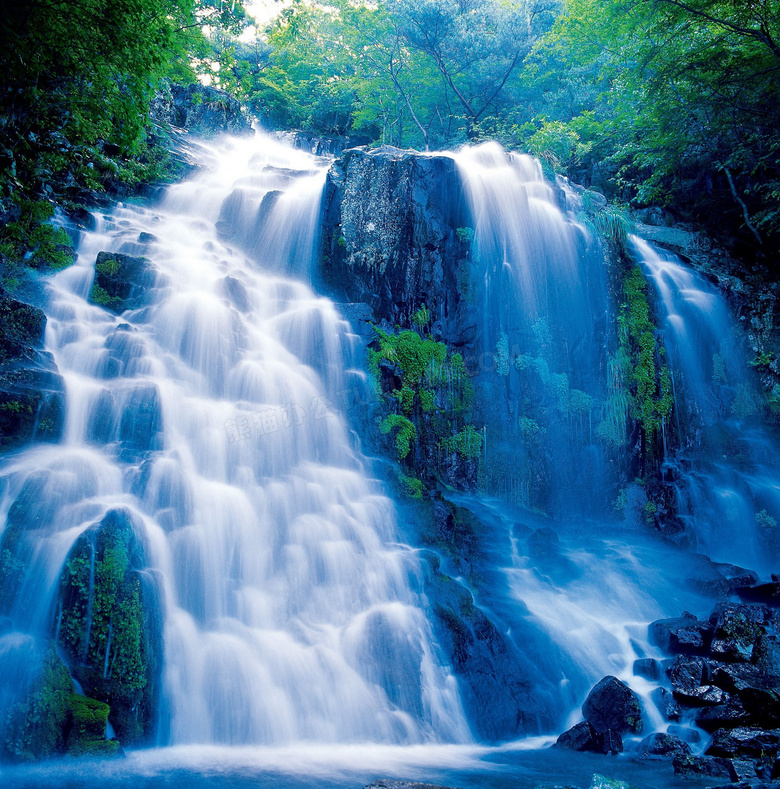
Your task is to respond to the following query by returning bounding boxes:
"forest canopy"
[222,0,779,255]
[1,0,778,257]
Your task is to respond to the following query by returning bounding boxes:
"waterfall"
[2,131,778,772]
[0,133,468,746]
[633,236,780,571]
[451,142,611,515]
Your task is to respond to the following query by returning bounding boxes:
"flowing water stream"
[634,237,779,571]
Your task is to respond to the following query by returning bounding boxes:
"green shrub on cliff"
[370,323,481,487]
[380,414,417,459]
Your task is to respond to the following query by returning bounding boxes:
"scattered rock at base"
[589,776,641,789]
[633,658,661,681]
[556,721,600,752]
[555,721,623,756]
[706,728,780,760]
[637,732,691,759]
[649,613,713,655]
[582,676,644,735]
[672,754,735,779]
[364,781,460,789]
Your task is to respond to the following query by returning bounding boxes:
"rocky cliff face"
[151,83,252,138]
[322,146,478,347]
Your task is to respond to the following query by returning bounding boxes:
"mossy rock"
[56,509,162,744]
[1,644,73,761]
[88,251,155,314]
[68,694,109,739]
[65,694,121,757]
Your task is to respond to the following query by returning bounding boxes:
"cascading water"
[633,236,780,572]
[0,133,468,747]
[439,145,715,734]
[451,144,612,515]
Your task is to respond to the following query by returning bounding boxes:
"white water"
[0,133,468,745]
[451,142,595,340]
[634,237,780,571]
[450,143,609,515]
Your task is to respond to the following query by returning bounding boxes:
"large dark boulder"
[649,612,713,655]
[56,509,163,745]
[89,251,156,314]
[556,720,599,751]
[668,654,709,692]
[0,294,64,447]
[321,146,477,347]
[709,603,767,662]
[582,676,644,735]
[554,720,623,755]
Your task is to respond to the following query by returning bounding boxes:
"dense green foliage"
[532,0,780,251]
[369,323,481,487]
[0,0,248,290]
[228,0,778,253]
[620,266,673,453]
[228,0,553,147]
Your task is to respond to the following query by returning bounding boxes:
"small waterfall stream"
[451,143,611,515]
[634,237,780,571]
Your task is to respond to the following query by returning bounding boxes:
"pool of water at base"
[0,743,717,789]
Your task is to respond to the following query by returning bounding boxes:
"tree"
[528,0,780,251]
[387,0,532,129]
[0,0,248,198]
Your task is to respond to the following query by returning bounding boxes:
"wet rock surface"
[0,292,64,447]
[151,82,252,137]
[55,509,163,745]
[637,732,691,759]
[648,601,780,784]
[322,146,477,348]
[556,676,643,755]
[582,676,644,735]
[89,251,156,314]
